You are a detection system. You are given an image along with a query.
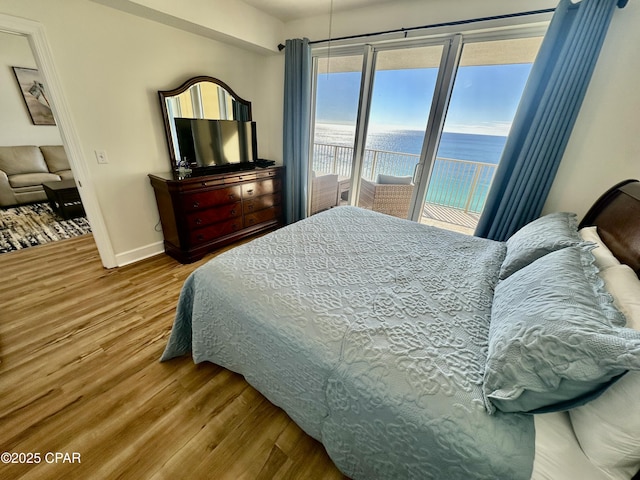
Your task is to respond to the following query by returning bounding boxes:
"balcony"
[312,143,498,234]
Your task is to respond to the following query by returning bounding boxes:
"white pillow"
[569,372,640,480]
[569,263,640,480]
[579,226,621,271]
[600,265,640,330]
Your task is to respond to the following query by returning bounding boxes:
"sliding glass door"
[310,54,363,214]
[309,27,545,234]
[356,45,443,219]
[418,36,543,233]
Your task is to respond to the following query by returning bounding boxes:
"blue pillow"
[483,245,640,414]
[499,212,582,280]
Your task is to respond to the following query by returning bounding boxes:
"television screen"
[174,118,257,169]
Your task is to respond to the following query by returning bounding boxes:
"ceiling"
[240,0,398,22]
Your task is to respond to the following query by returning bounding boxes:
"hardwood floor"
[0,235,347,480]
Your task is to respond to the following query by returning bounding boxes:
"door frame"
[0,13,116,268]
[408,34,463,221]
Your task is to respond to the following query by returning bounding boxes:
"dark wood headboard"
[579,179,640,276]
[580,179,640,480]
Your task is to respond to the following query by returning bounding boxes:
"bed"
[161,179,640,480]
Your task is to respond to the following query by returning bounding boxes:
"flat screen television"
[174,118,257,174]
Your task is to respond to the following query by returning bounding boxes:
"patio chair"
[358,175,414,219]
[310,171,339,215]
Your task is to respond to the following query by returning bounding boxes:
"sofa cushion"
[40,145,70,173]
[376,173,413,185]
[0,146,48,176]
[57,170,74,180]
[12,184,49,194]
[9,172,61,188]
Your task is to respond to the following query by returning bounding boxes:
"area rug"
[0,202,91,254]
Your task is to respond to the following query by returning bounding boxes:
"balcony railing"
[312,143,498,215]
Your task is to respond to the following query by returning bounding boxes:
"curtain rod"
[277,8,556,51]
[277,0,628,51]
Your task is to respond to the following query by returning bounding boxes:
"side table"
[42,179,85,220]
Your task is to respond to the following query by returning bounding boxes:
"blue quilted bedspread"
[161,206,535,479]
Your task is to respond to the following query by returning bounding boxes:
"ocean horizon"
[313,123,507,164]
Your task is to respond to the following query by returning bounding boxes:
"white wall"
[92,0,283,53]
[544,1,640,219]
[0,0,278,264]
[0,31,62,146]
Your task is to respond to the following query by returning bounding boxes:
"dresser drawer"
[182,186,241,211]
[178,177,227,191]
[224,172,258,184]
[186,201,242,229]
[243,194,280,215]
[244,206,281,228]
[242,179,281,199]
[188,218,244,246]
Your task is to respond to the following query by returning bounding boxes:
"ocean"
[314,123,506,164]
[313,124,507,212]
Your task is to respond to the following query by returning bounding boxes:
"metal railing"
[312,143,498,214]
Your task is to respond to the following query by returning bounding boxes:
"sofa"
[0,145,73,207]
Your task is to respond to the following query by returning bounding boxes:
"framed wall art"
[12,66,56,126]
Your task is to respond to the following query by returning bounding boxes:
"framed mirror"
[159,76,252,169]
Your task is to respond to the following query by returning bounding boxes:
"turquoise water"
[313,125,507,212]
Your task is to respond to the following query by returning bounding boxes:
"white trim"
[0,13,117,268]
[114,241,164,267]
[348,45,375,206]
[307,56,319,217]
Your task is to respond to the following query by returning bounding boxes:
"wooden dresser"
[148,166,284,263]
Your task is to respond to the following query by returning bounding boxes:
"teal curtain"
[283,38,312,224]
[475,0,623,241]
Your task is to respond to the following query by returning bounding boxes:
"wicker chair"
[358,178,414,219]
[310,172,339,215]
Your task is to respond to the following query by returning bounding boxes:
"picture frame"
[12,66,56,126]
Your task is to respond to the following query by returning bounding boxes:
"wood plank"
[0,235,347,480]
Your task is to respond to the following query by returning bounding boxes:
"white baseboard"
[115,241,165,267]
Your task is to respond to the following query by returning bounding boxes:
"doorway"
[0,31,91,253]
[0,13,115,267]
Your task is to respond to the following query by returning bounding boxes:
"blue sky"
[315,63,533,136]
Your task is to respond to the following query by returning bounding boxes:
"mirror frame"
[158,76,253,169]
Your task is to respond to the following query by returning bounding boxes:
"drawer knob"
[192,201,200,208]
[202,182,208,187]
[195,218,202,225]
[230,209,236,215]
[248,218,255,225]
[197,234,204,241]
[248,204,254,211]
[246,189,254,195]
[228,194,236,199]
